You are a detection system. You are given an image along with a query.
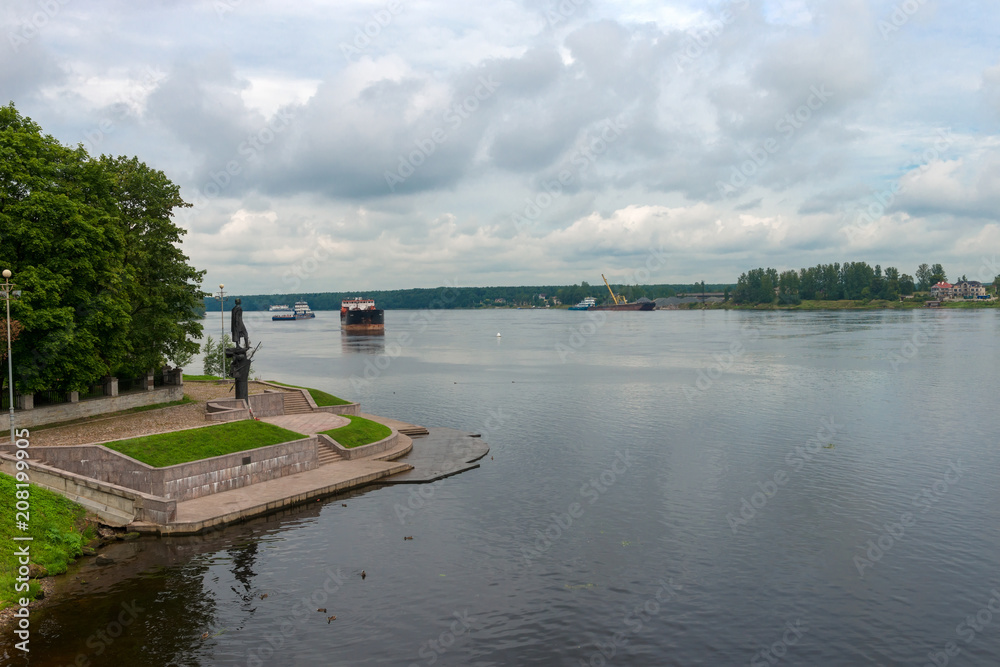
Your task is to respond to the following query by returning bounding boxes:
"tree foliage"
[732,261,946,304]
[0,104,204,394]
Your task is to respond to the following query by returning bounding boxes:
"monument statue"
[231,298,249,349]
[227,298,254,403]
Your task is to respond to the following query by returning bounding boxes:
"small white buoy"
[496,332,502,337]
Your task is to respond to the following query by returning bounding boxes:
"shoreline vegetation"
[0,473,93,612]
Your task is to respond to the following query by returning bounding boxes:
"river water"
[4,308,1000,666]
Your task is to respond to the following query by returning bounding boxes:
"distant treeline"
[201,282,732,312]
[731,262,975,305]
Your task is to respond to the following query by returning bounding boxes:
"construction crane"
[601,274,620,305]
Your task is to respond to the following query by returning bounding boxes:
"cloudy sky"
[2,0,999,293]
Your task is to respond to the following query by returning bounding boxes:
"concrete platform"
[379,427,490,484]
[127,415,488,535]
[261,412,349,433]
[135,433,414,536]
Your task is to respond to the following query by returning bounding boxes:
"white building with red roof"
[930,282,953,299]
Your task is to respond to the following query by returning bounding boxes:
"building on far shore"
[931,280,989,300]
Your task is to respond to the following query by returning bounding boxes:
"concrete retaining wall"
[319,429,399,460]
[21,445,157,495]
[0,453,176,526]
[249,391,285,417]
[161,437,318,501]
[206,398,249,422]
[2,433,319,503]
[0,385,184,430]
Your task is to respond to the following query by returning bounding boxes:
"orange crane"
[602,274,620,305]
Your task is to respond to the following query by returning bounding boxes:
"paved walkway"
[261,412,349,434]
[145,432,414,535]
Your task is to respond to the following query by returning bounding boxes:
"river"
[3,308,1000,666]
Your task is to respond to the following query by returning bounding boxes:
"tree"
[899,274,916,295]
[930,264,947,285]
[915,263,932,291]
[101,155,205,376]
[0,104,132,393]
[202,335,232,377]
[0,104,204,394]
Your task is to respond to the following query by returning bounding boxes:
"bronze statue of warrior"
[231,298,249,349]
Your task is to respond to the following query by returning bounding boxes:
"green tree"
[101,155,205,376]
[915,263,932,291]
[899,273,916,295]
[0,104,131,394]
[0,104,204,394]
[930,263,947,285]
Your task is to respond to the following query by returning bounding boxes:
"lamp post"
[217,284,226,379]
[2,269,15,447]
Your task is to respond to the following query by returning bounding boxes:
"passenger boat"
[272,301,315,320]
[568,297,597,310]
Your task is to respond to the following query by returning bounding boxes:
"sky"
[2,0,999,293]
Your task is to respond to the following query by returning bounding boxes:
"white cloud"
[3,0,999,290]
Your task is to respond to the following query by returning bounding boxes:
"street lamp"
[217,284,226,379]
[2,269,15,447]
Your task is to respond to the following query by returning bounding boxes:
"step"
[398,426,430,437]
[316,441,344,465]
[282,393,313,415]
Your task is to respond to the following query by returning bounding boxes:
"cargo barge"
[341,297,384,331]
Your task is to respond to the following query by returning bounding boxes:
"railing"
[154,370,165,387]
[79,383,104,401]
[33,390,68,407]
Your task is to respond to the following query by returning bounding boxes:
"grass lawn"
[0,473,94,609]
[320,415,392,448]
[269,381,351,406]
[103,420,307,467]
[184,374,224,381]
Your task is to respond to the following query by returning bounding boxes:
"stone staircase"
[398,426,429,437]
[282,391,312,415]
[316,439,344,465]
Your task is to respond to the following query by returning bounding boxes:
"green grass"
[269,381,350,406]
[320,415,392,449]
[103,420,307,467]
[184,374,224,382]
[0,473,95,609]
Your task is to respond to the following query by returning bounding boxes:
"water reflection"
[341,332,385,355]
